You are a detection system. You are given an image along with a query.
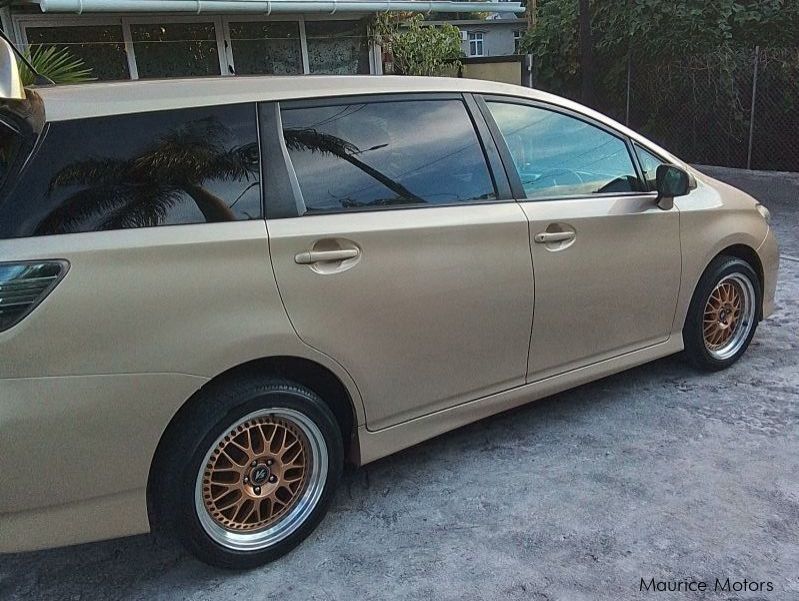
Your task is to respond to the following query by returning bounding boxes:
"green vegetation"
[372,14,463,77]
[18,45,94,86]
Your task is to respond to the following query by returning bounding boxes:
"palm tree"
[37,117,259,234]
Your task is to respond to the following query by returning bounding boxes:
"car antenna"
[0,29,55,86]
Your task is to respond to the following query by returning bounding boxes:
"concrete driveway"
[1,168,797,601]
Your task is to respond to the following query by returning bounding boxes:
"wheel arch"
[682,243,765,332]
[146,355,361,531]
[712,244,765,320]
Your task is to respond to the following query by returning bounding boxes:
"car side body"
[0,75,778,556]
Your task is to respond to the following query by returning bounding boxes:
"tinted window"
[0,104,261,238]
[281,99,496,212]
[635,144,667,191]
[486,102,643,199]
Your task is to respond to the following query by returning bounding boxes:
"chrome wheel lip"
[194,408,328,552]
[703,273,756,361]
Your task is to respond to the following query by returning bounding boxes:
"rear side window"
[0,104,261,238]
[280,99,496,213]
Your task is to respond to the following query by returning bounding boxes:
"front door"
[263,95,534,430]
[482,98,681,379]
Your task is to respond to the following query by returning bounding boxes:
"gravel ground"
[1,168,796,601]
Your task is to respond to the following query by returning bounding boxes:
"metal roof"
[39,0,525,15]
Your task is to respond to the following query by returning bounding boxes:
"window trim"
[263,92,512,219]
[476,94,653,202]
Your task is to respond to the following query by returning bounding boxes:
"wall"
[460,56,522,85]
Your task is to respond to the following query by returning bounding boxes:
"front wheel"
[683,255,761,371]
[154,377,343,569]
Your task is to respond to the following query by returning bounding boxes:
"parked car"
[0,43,778,569]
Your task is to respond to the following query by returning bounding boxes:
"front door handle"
[534,231,576,244]
[294,248,360,265]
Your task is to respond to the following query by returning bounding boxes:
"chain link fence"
[539,46,799,172]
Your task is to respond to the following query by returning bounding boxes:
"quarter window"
[280,99,496,213]
[635,143,667,191]
[0,104,261,238]
[486,102,642,199]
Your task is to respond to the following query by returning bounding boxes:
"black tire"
[152,376,343,569]
[683,255,761,371]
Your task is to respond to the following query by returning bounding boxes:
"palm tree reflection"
[37,118,427,235]
[37,117,259,234]
[283,127,425,207]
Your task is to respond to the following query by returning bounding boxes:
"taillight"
[0,260,68,332]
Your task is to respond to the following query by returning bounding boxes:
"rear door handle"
[534,231,576,244]
[294,248,360,265]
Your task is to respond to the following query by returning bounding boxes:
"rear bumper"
[0,373,206,553]
[757,227,779,319]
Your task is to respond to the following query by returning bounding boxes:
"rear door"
[261,94,533,430]
[479,97,682,379]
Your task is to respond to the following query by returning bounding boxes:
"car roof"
[33,75,535,122]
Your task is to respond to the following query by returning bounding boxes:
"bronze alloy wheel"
[194,408,328,552]
[702,273,756,361]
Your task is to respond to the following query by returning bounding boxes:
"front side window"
[0,104,261,238]
[130,22,221,78]
[305,21,370,75]
[468,32,484,57]
[486,101,642,199]
[25,25,130,81]
[635,144,667,191]
[228,21,303,75]
[280,99,496,213]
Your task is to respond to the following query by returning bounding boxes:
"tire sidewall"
[161,380,343,569]
[685,257,761,370]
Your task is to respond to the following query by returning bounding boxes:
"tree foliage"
[372,14,463,76]
[18,45,94,86]
[522,0,799,96]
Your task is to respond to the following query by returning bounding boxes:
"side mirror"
[655,164,690,210]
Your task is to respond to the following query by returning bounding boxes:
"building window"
[513,30,522,54]
[228,21,303,75]
[305,20,370,75]
[468,32,484,57]
[24,24,129,81]
[17,16,374,80]
[130,22,222,79]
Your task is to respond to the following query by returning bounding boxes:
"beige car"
[0,48,778,569]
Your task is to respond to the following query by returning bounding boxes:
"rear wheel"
[154,376,342,569]
[683,255,761,371]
